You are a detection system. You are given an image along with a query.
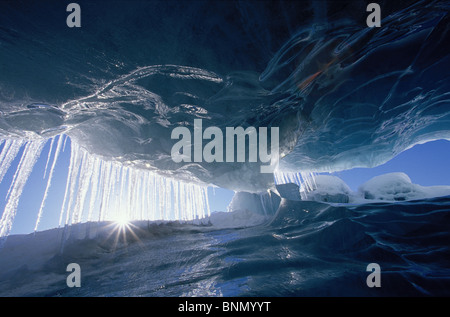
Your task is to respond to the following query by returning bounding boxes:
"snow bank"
[277,172,450,204]
[303,175,352,203]
[358,172,450,201]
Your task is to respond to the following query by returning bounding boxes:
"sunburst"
[104,214,143,250]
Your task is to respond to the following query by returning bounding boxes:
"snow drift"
[273,172,450,204]
[358,172,450,202]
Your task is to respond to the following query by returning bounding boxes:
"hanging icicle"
[0,135,211,242]
[34,135,65,232]
[0,139,45,239]
[273,170,318,199]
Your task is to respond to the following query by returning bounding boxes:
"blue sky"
[1,138,449,235]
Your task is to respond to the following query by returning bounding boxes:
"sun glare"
[115,214,130,227]
[104,214,142,250]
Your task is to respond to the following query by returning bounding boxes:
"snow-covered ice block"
[358,172,450,201]
[303,175,352,203]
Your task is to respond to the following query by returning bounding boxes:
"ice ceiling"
[0,0,449,192]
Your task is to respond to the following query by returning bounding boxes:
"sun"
[104,213,143,250]
[114,214,130,227]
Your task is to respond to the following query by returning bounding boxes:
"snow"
[274,172,450,204]
[358,172,450,202]
[218,171,450,231]
[0,209,270,282]
[302,175,352,203]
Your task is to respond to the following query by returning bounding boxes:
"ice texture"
[209,209,270,229]
[2,196,450,296]
[275,183,302,201]
[0,1,449,192]
[227,191,280,216]
[0,140,45,239]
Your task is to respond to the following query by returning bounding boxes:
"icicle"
[103,161,116,221]
[157,175,163,219]
[173,180,179,220]
[0,140,45,239]
[204,186,210,217]
[133,168,141,220]
[152,173,157,220]
[111,162,122,220]
[0,139,24,185]
[62,134,69,152]
[71,150,92,224]
[34,135,64,232]
[0,139,6,159]
[126,166,134,220]
[64,142,83,226]
[165,178,171,220]
[87,156,101,222]
[98,161,112,222]
[0,140,11,167]
[6,135,212,238]
[188,183,195,220]
[95,159,107,222]
[59,137,76,227]
[118,165,127,220]
[5,143,29,202]
[43,137,55,180]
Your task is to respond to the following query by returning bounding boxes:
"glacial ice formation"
[227,190,280,216]
[272,172,450,204]
[0,139,45,238]
[0,0,449,193]
[0,137,210,240]
[300,175,352,203]
[0,1,449,238]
